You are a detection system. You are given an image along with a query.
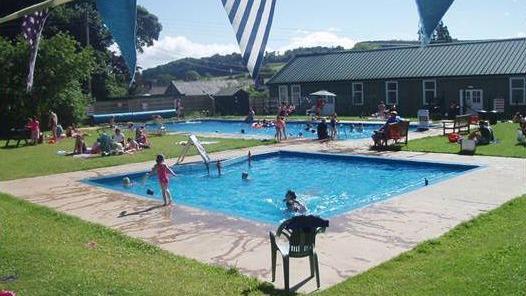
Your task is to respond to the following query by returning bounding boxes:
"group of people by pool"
[68,126,151,156]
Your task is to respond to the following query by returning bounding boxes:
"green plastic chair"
[269,215,329,291]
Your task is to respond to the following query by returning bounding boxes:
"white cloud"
[137,31,358,69]
[137,36,238,69]
[517,32,526,38]
[275,31,357,53]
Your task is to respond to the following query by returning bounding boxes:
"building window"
[510,77,525,105]
[291,85,301,105]
[385,81,398,105]
[352,82,364,105]
[278,85,289,104]
[422,79,436,105]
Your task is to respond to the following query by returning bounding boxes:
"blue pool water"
[87,151,478,224]
[146,120,403,140]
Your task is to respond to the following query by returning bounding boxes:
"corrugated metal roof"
[267,38,526,84]
[213,86,245,96]
[170,80,250,96]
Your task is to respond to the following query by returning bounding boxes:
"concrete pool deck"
[1,135,525,293]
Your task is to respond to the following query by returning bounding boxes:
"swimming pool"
[146,120,406,140]
[87,151,478,224]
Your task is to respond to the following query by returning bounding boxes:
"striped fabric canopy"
[416,0,455,45]
[221,0,277,82]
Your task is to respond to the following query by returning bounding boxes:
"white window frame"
[422,79,436,105]
[278,85,289,104]
[385,81,398,105]
[352,82,364,105]
[291,84,301,105]
[509,77,526,105]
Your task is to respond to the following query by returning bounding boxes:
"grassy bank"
[0,133,273,181]
[0,193,268,295]
[2,193,525,295]
[403,122,525,158]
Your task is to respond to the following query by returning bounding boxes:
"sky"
[135,0,526,69]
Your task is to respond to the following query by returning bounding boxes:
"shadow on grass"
[242,275,318,295]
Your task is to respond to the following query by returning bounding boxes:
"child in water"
[283,190,306,213]
[148,154,176,206]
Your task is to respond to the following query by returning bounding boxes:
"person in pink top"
[148,154,176,206]
[25,117,40,145]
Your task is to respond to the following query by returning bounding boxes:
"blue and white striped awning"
[221,0,277,81]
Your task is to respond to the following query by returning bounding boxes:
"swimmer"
[356,123,364,133]
[349,124,355,133]
[242,171,249,180]
[283,190,306,213]
[122,177,133,187]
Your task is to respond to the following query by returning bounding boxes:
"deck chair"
[269,215,329,291]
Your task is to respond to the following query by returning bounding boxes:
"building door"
[461,89,483,114]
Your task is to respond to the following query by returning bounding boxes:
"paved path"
[1,129,525,293]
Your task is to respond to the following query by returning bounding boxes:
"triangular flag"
[221,0,277,84]
[21,9,50,92]
[416,0,455,45]
[95,0,138,85]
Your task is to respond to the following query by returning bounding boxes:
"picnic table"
[442,114,471,135]
[4,128,31,147]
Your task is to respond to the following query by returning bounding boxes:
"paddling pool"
[145,119,416,140]
[86,151,478,224]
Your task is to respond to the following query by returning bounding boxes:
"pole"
[85,6,92,97]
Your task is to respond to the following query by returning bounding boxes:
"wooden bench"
[442,114,471,135]
[374,120,410,148]
[4,128,31,147]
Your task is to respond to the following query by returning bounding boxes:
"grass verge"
[321,195,526,295]
[402,122,525,158]
[0,133,274,181]
[0,193,273,295]
[2,193,526,295]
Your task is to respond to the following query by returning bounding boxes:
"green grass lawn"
[1,193,525,295]
[403,122,526,158]
[0,132,274,181]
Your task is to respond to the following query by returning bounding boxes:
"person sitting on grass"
[73,134,87,154]
[113,128,126,147]
[476,121,495,145]
[135,127,151,149]
[126,137,141,152]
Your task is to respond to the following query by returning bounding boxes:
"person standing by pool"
[49,110,58,141]
[245,107,255,123]
[275,116,285,142]
[148,154,176,206]
[329,113,338,139]
[317,118,329,141]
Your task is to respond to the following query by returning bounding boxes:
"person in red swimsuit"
[148,154,176,206]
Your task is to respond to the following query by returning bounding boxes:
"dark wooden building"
[213,87,250,115]
[267,38,526,117]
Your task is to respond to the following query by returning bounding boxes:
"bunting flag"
[416,0,455,45]
[221,0,277,83]
[22,9,49,92]
[95,0,138,84]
